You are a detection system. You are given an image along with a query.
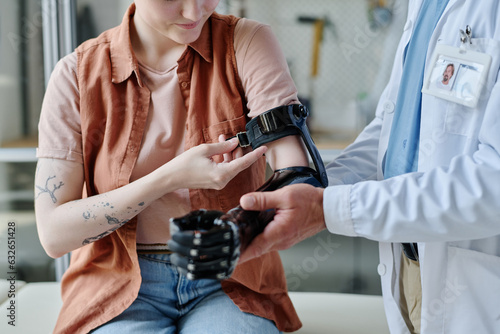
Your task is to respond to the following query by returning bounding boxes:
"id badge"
[422,44,492,108]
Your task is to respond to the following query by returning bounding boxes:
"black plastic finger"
[170,210,224,231]
[168,239,234,258]
[189,257,232,272]
[171,253,234,280]
[171,227,233,247]
[168,240,194,257]
[171,254,232,272]
[187,269,231,281]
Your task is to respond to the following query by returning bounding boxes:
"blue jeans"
[91,253,280,333]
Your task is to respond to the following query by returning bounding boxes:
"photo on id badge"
[422,44,491,108]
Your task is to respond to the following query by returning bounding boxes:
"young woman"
[35,1,307,332]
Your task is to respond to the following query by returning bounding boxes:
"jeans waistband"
[136,243,173,254]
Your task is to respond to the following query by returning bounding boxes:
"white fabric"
[288,292,388,333]
[0,282,62,333]
[0,283,388,334]
[0,280,25,304]
[324,0,500,332]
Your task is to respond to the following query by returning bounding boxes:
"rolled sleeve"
[37,52,83,164]
[234,19,299,117]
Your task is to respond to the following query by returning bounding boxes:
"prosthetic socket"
[168,104,328,280]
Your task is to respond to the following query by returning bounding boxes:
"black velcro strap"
[245,105,308,149]
[235,104,327,187]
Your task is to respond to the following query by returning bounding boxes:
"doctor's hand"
[238,183,327,263]
[167,138,267,191]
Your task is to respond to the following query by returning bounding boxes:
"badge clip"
[459,25,472,48]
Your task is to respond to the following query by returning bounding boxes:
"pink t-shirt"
[38,18,299,242]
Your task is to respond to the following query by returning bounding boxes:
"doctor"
[239,1,500,333]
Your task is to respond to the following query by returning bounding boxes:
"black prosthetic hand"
[168,209,241,280]
[169,166,323,280]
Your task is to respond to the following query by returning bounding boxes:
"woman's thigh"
[90,296,177,334]
[92,253,219,333]
[91,253,279,333]
[178,289,281,334]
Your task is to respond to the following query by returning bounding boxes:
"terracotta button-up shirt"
[40,5,301,333]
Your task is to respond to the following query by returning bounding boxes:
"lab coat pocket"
[443,246,500,332]
[444,38,500,137]
[443,103,475,136]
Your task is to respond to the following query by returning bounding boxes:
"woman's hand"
[218,134,252,162]
[166,138,267,190]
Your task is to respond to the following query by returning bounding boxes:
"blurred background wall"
[0,0,408,295]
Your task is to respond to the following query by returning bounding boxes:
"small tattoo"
[82,215,129,245]
[138,202,145,206]
[82,226,120,245]
[35,175,64,203]
[105,214,129,225]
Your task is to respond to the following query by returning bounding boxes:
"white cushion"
[0,283,389,333]
[0,280,25,304]
[288,292,389,333]
[0,282,62,334]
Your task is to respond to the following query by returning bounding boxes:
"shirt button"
[377,263,386,276]
[181,82,189,88]
[383,101,395,114]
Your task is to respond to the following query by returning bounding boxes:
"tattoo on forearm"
[81,201,146,245]
[104,214,128,226]
[82,212,132,245]
[82,215,130,245]
[35,175,64,203]
[82,225,120,245]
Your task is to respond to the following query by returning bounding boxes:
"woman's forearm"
[35,140,267,258]
[35,159,177,258]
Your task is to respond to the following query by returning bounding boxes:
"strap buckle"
[236,132,250,148]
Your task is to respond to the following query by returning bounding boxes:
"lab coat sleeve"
[325,76,500,243]
[326,111,383,186]
[326,77,394,187]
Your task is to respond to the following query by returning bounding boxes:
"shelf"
[0,144,343,164]
[0,148,37,162]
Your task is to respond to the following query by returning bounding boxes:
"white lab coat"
[324,0,500,332]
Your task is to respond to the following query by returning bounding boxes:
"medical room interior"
[0,0,407,333]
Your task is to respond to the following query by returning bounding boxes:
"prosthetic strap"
[236,104,328,187]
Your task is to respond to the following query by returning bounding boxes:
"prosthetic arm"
[168,104,328,280]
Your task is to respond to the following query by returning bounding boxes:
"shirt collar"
[186,17,213,64]
[109,3,142,86]
[109,3,214,86]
